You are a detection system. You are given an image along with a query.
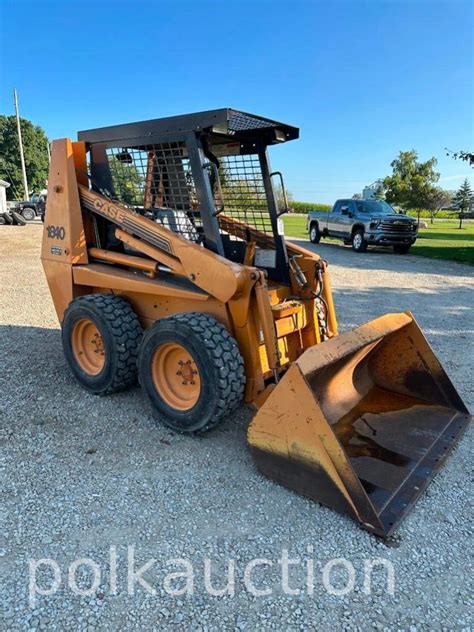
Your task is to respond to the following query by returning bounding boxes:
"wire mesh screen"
[227,111,276,134]
[217,154,274,246]
[105,143,201,241]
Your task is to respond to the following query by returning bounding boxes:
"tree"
[445,148,474,168]
[108,156,145,206]
[275,183,293,213]
[352,193,362,200]
[373,182,385,200]
[0,115,49,200]
[383,150,440,210]
[453,178,473,229]
[425,188,453,224]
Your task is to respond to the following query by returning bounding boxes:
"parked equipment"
[41,109,471,537]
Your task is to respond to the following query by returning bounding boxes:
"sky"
[1,0,473,203]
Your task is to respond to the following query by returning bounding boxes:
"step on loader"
[41,108,471,537]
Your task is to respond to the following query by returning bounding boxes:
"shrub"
[289,202,459,219]
[405,209,458,219]
[290,201,332,214]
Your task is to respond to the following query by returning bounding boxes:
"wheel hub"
[71,318,105,375]
[152,343,201,411]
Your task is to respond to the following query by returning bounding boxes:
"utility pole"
[13,88,29,199]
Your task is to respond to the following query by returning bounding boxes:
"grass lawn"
[282,216,474,265]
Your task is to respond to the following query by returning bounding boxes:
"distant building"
[362,179,384,200]
[0,180,10,214]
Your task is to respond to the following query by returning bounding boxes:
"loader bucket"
[248,312,471,537]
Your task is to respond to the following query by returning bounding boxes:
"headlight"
[370,219,381,229]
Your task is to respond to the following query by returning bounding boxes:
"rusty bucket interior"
[248,312,471,537]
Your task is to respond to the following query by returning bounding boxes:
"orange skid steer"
[41,109,471,537]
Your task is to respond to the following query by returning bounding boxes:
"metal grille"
[217,154,274,245]
[380,220,414,233]
[105,143,201,241]
[227,111,276,134]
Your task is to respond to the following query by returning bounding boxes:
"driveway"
[1,225,472,630]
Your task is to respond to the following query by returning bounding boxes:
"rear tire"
[309,223,321,244]
[352,230,367,252]
[393,244,411,254]
[62,294,143,394]
[138,312,245,433]
[21,207,36,221]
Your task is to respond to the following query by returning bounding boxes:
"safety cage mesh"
[217,154,274,244]
[103,144,275,247]
[105,142,201,242]
[227,111,277,134]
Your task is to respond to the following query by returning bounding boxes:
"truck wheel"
[21,207,36,221]
[62,294,143,394]
[352,230,367,253]
[393,244,411,254]
[309,223,321,244]
[138,312,245,433]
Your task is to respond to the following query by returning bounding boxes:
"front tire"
[352,230,367,252]
[21,207,36,221]
[393,244,411,254]
[309,223,321,244]
[62,294,143,394]
[138,312,245,433]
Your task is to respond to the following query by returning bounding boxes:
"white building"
[362,179,384,199]
[0,180,10,214]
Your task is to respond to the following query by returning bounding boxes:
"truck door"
[338,200,355,236]
[326,201,342,234]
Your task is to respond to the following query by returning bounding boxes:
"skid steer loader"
[41,108,470,537]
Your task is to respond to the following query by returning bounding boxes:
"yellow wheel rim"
[71,318,105,376]
[152,342,201,411]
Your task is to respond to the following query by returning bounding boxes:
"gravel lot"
[1,223,473,630]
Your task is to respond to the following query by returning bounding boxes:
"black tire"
[62,294,143,394]
[11,211,27,226]
[393,244,411,254]
[2,212,13,225]
[21,207,36,221]
[138,312,245,433]
[0,216,5,225]
[309,223,321,244]
[352,229,368,252]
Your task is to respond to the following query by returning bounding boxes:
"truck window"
[333,201,342,214]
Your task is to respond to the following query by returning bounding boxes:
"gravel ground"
[1,223,473,631]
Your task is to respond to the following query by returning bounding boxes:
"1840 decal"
[47,225,65,240]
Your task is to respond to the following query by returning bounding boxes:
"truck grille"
[380,220,414,233]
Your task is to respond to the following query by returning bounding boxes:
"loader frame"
[42,111,338,403]
[41,108,471,538]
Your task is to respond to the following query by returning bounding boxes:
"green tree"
[445,148,474,167]
[0,115,49,200]
[373,182,385,200]
[453,178,473,229]
[383,150,439,210]
[109,156,145,206]
[425,187,453,224]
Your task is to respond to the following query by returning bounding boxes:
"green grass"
[282,216,474,265]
